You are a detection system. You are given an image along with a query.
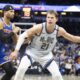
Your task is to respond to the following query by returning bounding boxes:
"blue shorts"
[0,51,11,65]
[0,44,11,65]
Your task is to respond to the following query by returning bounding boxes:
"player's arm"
[0,22,3,29]
[12,23,21,33]
[15,24,40,51]
[0,22,4,38]
[9,24,41,60]
[58,27,80,43]
[12,23,22,44]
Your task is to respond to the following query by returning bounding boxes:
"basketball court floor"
[24,74,80,80]
[0,74,80,80]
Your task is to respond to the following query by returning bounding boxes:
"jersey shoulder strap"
[55,24,59,31]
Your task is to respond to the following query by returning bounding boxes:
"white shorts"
[25,49,54,68]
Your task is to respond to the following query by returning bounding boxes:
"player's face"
[46,13,58,25]
[6,10,15,19]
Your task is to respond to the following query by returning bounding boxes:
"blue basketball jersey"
[0,18,13,65]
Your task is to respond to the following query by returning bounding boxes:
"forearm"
[64,35,80,43]
[73,36,80,43]
[15,31,28,51]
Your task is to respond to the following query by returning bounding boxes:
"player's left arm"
[12,23,21,44]
[58,27,80,43]
[12,23,21,33]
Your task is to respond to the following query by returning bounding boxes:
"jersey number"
[41,43,49,50]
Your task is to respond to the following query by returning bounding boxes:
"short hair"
[47,10,58,18]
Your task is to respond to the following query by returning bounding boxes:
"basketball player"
[10,10,80,80]
[0,5,21,80]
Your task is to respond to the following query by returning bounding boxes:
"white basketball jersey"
[26,22,59,58]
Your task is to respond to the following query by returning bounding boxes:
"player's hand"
[9,50,18,60]
[13,27,21,33]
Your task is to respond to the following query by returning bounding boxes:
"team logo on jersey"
[3,29,12,33]
[40,36,54,50]
[4,56,9,60]
[40,36,54,43]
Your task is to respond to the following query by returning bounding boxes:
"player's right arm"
[9,24,42,60]
[0,22,4,38]
[0,22,5,39]
[0,21,3,29]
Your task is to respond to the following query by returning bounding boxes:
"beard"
[7,14,14,20]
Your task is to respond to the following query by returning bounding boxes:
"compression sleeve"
[15,31,28,51]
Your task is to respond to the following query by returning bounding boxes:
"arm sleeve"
[15,31,28,51]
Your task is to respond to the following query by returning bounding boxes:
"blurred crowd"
[53,39,80,76]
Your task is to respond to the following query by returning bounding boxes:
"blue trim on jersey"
[44,58,54,68]
[24,54,33,65]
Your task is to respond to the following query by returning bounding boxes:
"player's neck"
[3,16,11,25]
[47,23,55,32]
